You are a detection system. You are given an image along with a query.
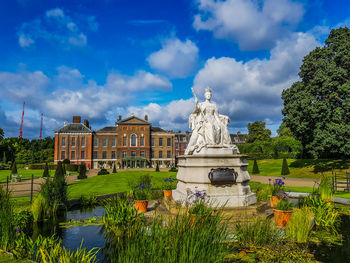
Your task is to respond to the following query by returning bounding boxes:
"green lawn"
[0,169,78,183]
[247,159,350,179]
[68,171,177,199]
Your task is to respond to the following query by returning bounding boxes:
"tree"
[281,158,290,175]
[2,152,6,164]
[11,160,17,175]
[246,121,271,143]
[42,163,50,177]
[112,163,117,173]
[277,123,293,137]
[55,161,64,179]
[78,163,87,179]
[155,161,160,172]
[0,128,4,140]
[252,159,260,174]
[282,27,350,158]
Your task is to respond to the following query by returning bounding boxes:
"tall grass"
[318,174,333,202]
[102,197,229,262]
[234,218,282,247]
[0,185,15,250]
[286,207,314,243]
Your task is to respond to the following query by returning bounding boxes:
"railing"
[3,174,41,203]
[332,170,350,192]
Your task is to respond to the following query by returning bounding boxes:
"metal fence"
[4,174,41,203]
[332,170,350,192]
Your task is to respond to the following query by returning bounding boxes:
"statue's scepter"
[191,88,198,104]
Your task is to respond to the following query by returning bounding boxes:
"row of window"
[61,137,86,147]
[151,151,172,159]
[94,138,117,147]
[93,151,145,159]
[60,150,172,160]
[151,138,172,147]
[61,151,85,160]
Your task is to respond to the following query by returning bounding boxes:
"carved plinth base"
[172,152,256,207]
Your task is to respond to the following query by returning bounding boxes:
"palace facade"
[54,115,246,169]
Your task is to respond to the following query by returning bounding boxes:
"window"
[62,137,66,147]
[140,136,144,146]
[93,151,98,159]
[176,143,179,150]
[131,134,137,147]
[131,151,136,157]
[167,138,171,147]
[72,137,76,147]
[159,138,163,147]
[112,139,116,147]
[103,139,107,147]
[151,151,154,158]
[184,144,187,149]
[167,151,171,158]
[151,138,154,146]
[81,137,85,147]
[140,151,145,157]
[122,151,127,158]
[102,151,107,159]
[61,151,65,160]
[111,151,116,159]
[81,151,85,160]
[123,135,127,146]
[71,151,75,160]
[94,139,98,147]
[159,151,163,158]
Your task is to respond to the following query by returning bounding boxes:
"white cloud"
[147,38,199,78]
[193,0,304,50]
[18,8,98,48]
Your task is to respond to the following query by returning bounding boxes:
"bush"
[79,194,98,207]
[77,163,87,179]
[281,158,290,175]
[252,159,260,174]
[28,163,56,170]
[13,210,33,235]
[54,161,64,179]
[113,164,117,173]
[42,163,50,177]
[62,159,70,164]
[11,161,17,175]
[169,166,178,172]
[155,162,160,172]
[98,168,109,175]
[66,164,79,172]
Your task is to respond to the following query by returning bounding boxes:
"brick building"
[54,115,246,169]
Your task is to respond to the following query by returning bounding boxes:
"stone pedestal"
[172,148,256,207]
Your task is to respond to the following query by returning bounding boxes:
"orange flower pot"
[134,200,148,214]
[273,209,293,227]
[269,196,280,208]
[163,190,172,198]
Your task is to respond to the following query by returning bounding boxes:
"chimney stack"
[84,119,90,127]
[73,116,81,123]
[118,115,122,121]
[145,114,148,121]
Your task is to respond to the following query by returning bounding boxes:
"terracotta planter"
[163,190,172,198]
[273,209,293,227]
[134,200,148,214]
[269,196,280,208]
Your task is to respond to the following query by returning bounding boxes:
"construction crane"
[39,113,43,139]
[19,102,25,138]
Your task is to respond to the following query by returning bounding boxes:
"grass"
[68,171,176,199]
[247,159,350,179]
[0,169,78,183]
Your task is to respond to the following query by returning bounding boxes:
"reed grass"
[286,207,314,243]
[318,174,333,202]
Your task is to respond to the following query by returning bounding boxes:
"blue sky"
[0,0,349,138]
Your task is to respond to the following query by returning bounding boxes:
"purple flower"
[282,177,286,180]
[16,227,20,234]
[268,178,271,182]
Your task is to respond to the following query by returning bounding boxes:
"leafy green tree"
[246,121,271,143]
[43,163,50,177]
[0,128,4,140]
[281,158,290,175]
[252,159,260,174]
[2,152,6,164]
[55,161,64,179]
[11,161,17,175]
[277,123,293,137]
[282,27,350,158]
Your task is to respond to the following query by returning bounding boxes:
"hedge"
[29,163,57,170]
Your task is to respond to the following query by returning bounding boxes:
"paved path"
[250,175,319,188]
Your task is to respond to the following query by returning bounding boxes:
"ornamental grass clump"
[286,207,314,243]
[275,199,293,211]
[0,185,15,250]
[318,174,333,202]
[188,190,213,216]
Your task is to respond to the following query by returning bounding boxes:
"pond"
[34,206,350,262]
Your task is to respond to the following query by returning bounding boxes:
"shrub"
[281,157,290,175]
[255,185,271,201]
[77,163,87,179]
[79,194,98,207]
[133,184,151,200]
[13,210,33,235]
[11,160,17,175]
[113,164,117,173]
[62,159,70,164]
[66,164,79,172]
[252,159,260,174]
[54,161,64,179]
[28,163,56,170]
[42,163,50,177]
[169,166,178,172]
[286,207,314,243]
[275,199,293,211]
[98,168,109,175]
[155,161,160,172]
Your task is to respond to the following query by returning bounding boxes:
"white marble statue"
[185,87,239,155]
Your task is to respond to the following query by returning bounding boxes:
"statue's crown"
[205,86,212,93]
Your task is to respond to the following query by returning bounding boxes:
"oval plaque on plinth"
[208,167,238,185]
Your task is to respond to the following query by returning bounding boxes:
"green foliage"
[54,161,64,179]
[2,151,7,164]
[11,161,17,175]
[42,163,49,178]
[246,121,271,143]
[0,128,3,140]
[277,122,294,137]
[281,157,290,175]
[155,161,160,172]
[286,207,314,243]
[162,177,177,190]
[97,168,109,175]
[252,159,260,174]
[254,185,271,201]
[168,166,178,172]
[282,27,350,158]
[0,185,15,250]
[62,159,70,164]
[275,199,293,211]
[13,210,33,235]
[234,218,282,247]
[78,163,87,179]
[79,194,98,207]
[319,174,333,201]
[112,163,117,173]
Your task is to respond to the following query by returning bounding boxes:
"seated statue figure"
[185,87,239,155]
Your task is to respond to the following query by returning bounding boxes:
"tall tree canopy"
[246,121,271,143]
[282,27,350,158]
